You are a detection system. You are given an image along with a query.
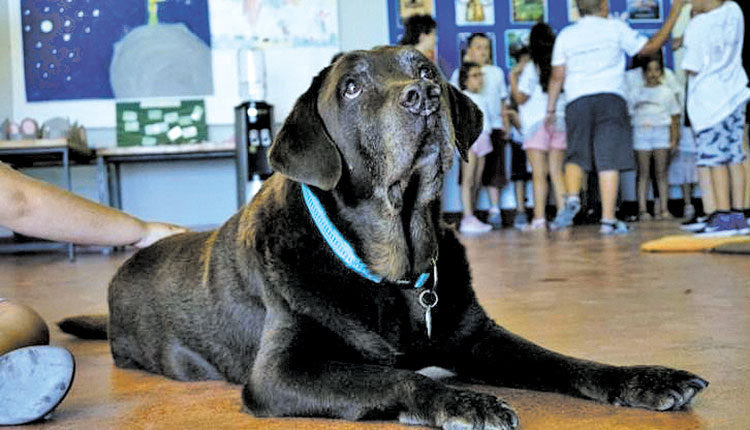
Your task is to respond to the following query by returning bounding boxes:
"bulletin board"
[387,0,675,79]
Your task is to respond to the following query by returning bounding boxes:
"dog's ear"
[445,83,484,162]
[268,67,342,191]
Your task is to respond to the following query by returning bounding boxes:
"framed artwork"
[510,0,546,24]
[455,0,495,26]
[568,0,580,22]
[627,0,663,23]
[20,0,212,101]
[397,0,435,27]
[503,29,530,69]
[456,31,498,67]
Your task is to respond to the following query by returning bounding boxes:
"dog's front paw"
[604,366,708,411]
[402,389,518,430]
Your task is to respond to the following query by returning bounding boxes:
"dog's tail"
[57,315,108,340]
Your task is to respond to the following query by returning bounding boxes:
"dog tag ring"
[419,289,438,339]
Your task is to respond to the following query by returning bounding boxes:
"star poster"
[21,0,212,102]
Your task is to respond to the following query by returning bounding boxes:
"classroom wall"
[1,1,390,230]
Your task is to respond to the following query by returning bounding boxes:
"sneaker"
[550,198,581,231]
[680,213,710,232]
[513,212,529,230]
[0,346,75,425]
[731,211,750,235]
[524,218,547,231]
[683,204,696,221]
[694,212,743,237]
[600,219,630,235]
[487,209,502,229]
[460,215,492,234]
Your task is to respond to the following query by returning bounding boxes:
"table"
[95,142,244,212]
[0,139,94,259]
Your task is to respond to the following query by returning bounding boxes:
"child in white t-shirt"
[627,52,681,220]
[545,0,685,235]
[457,62,494,234]
[682,0,750,236]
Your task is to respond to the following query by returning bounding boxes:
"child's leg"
[744,123,750,209]
[698,166,715,214]
[710,165,731,211]
[728,162,745,210]
[527,149,548,221]
[549,149,566,210]
[599,170,620,222]
[654,148,672,217]
[461,153,480,218]
[636,150,652,215]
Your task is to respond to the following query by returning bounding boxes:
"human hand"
[671,37,683,51]
[133,222,188,248]
[544,112,557,132]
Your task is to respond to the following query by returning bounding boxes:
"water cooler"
[234,101,274,207]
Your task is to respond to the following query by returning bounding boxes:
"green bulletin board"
[116,99,208,147]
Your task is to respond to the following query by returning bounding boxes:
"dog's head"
[269,46,482,195]
[268,46,482,279]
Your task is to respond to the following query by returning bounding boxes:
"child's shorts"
[668,151,698,185]
[470,131,493,157]
[633,125,671,151]
[522,125,566,151]
[565,94,635,172]
[695,103,747,167]
[509,141,531,181]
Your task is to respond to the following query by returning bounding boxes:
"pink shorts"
[522,126,566,151]
[470,132,493,157]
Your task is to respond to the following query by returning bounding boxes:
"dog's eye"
[419,66,435,81]
[344,81,362,99]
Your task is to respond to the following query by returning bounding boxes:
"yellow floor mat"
[641,234,750,253]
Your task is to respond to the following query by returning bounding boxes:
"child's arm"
[669,115,681,153]
[638,0,684,56]
[509,58,530,105]
[545,65,565,130]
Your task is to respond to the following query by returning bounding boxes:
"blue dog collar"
[301,183,432,289]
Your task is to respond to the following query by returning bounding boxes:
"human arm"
[545,65,565,130]
[669,115,681,154]
[638,0,684,56]
[0,163,187,247]
[509,58,531,105]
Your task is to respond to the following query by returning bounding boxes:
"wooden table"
[0,139,93,259]
[94,142,244,212]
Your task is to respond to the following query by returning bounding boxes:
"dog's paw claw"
[607,366,708,411]
[435,389,518,430]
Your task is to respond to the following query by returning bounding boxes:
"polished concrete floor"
[0,220,747,429]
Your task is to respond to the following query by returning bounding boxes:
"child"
[627,51,681,220]
[545,0,685,234]
[511,23,567,231]
[682,0,750,236]
[669,126,699,221]
[458,62,495,234]
[503,100,533,230]
[451,33,510,229]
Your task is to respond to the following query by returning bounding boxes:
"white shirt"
[463,90,492,135]
[516,62,567,137]
[450,64,508,129]
[627,81,681,128]
[626,67,684,113]
[681,1,750,132]
[552,16,648,103]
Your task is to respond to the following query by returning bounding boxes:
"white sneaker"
[683,204,696,221]
[460,215,492,234]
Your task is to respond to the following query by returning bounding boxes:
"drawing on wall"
[456,32,498,66]
[627,0,662,22]
[209,0,338,48]
[510,0,546,23]
[397,0,435,26]
[568,0,580,22]
[455,0,494,26]
[21,0,213,101]
[503,29,530,69]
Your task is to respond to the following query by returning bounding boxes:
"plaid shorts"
[695,104,747,167]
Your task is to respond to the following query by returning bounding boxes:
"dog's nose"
[400,82,441,116]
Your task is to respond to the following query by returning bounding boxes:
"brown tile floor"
[0,221,747,429]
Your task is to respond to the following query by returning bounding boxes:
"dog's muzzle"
[400,82,441,117]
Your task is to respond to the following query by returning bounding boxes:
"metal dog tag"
[419,289,438,339]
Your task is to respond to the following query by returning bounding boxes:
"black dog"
[60,46,707,430]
